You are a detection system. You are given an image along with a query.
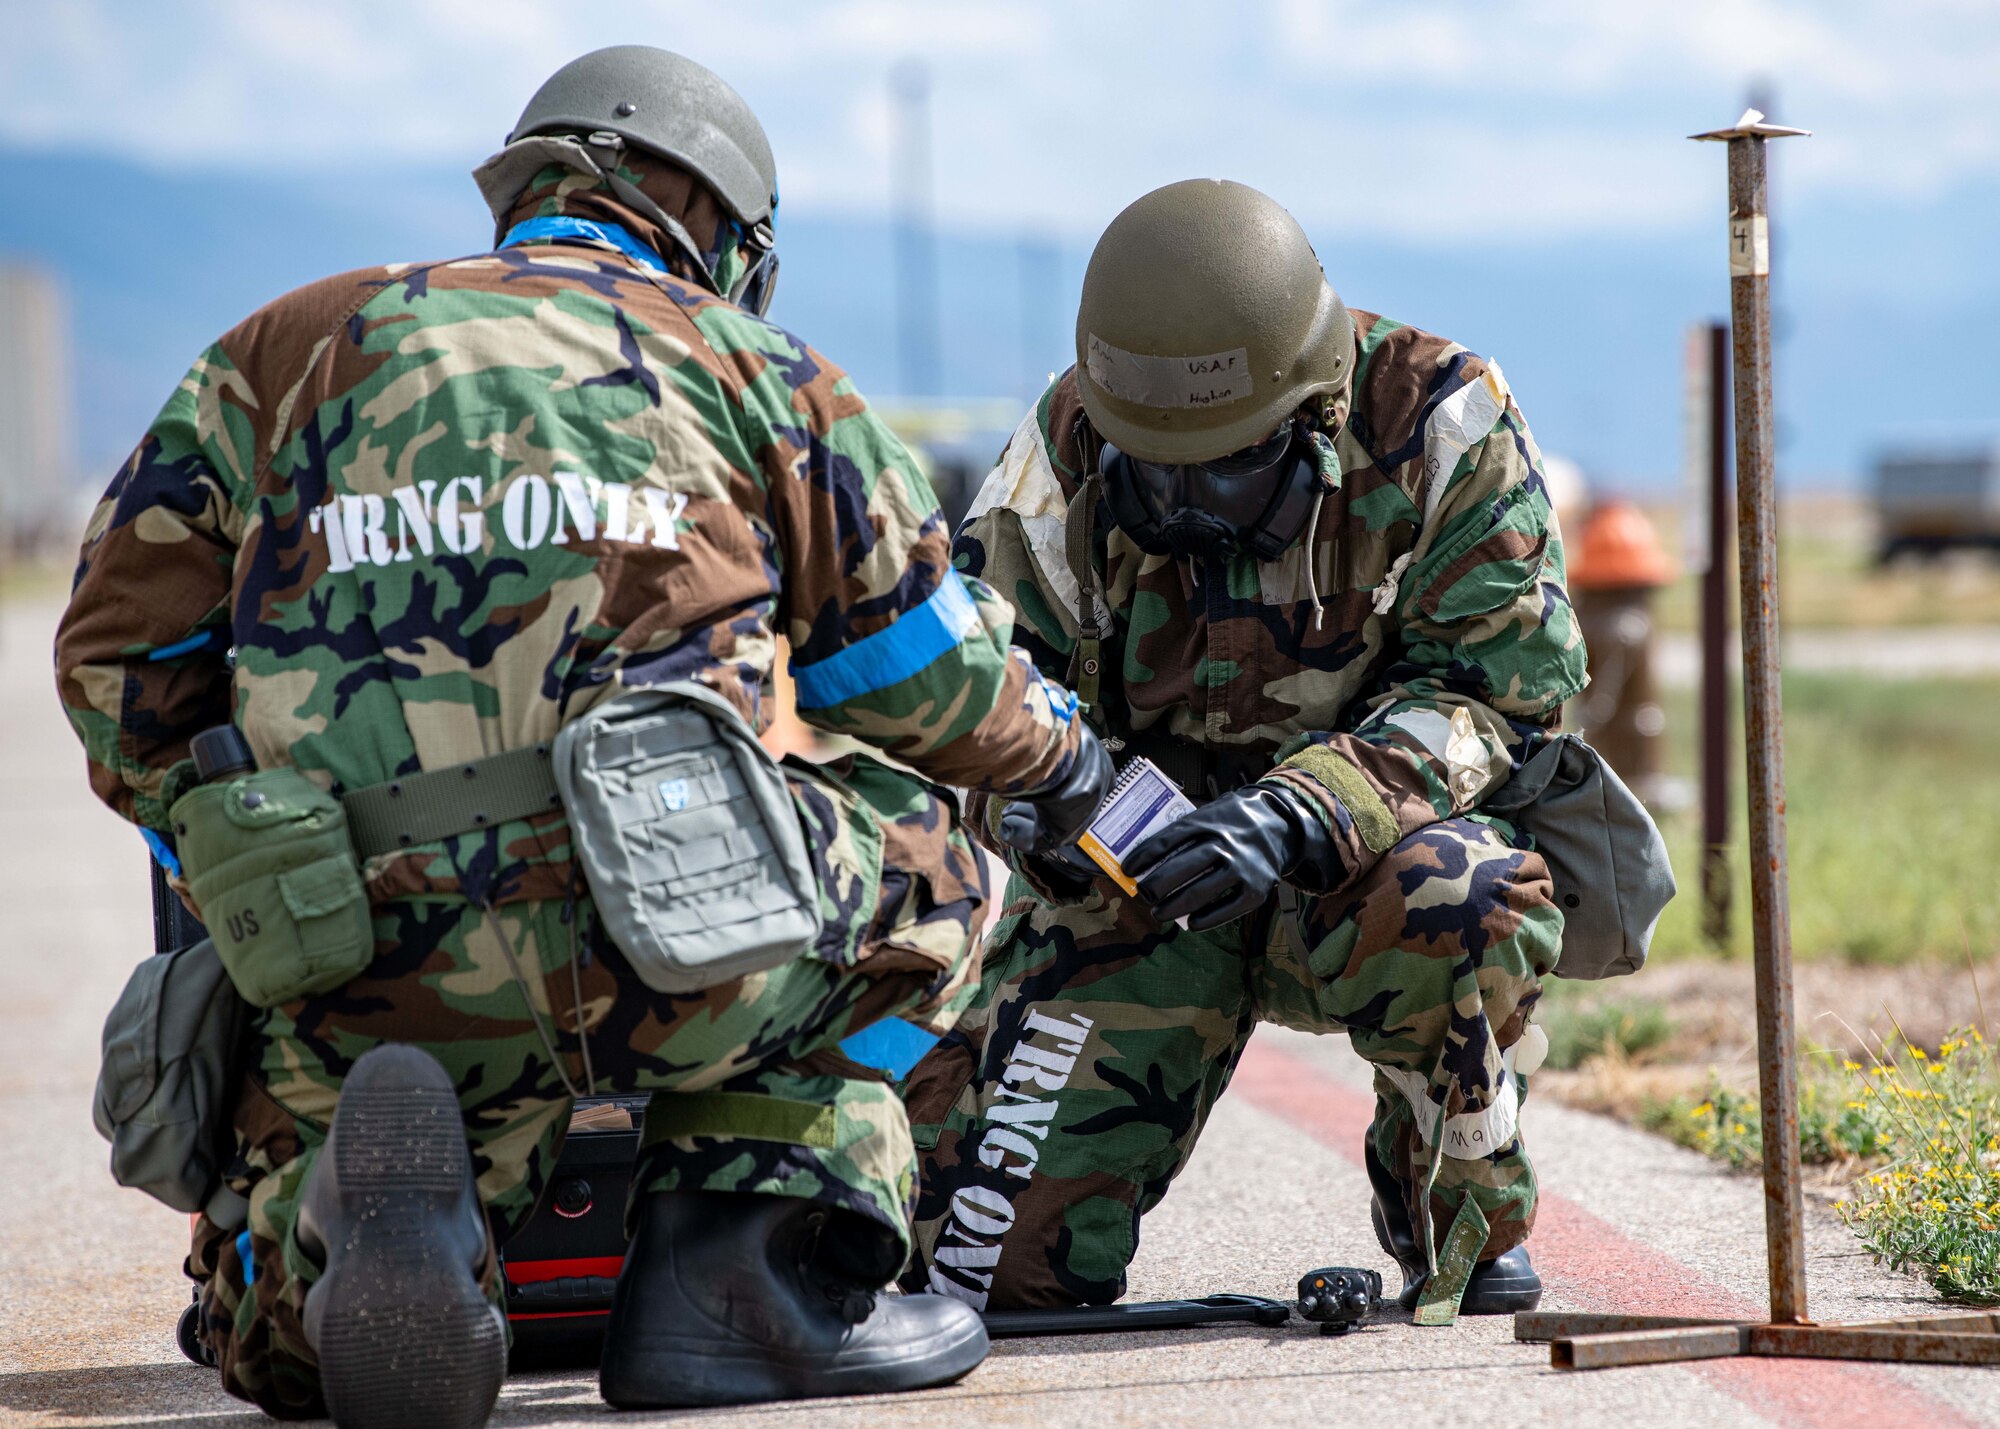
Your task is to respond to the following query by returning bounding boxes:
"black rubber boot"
[598,1190,988,1408]
[296,1045,504,1429]
[1366,1139,1543,1315]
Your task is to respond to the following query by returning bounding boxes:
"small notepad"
[1076,757,1197,897]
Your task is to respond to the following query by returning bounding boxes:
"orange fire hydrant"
[1568,501,1675,802]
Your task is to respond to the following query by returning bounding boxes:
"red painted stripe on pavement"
[503,1254,626,1285]
[1231,1039,1977,1429]
[507,1309,612,1321]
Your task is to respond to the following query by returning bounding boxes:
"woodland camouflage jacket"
[55,162,1080,905]
[957,311,1587,891]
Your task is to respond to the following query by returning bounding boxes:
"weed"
[1838,1029,2000,1304]
[1540,998,1675,1071]
[1647,1028,2000,1303]
[1645,1066,1891,1171]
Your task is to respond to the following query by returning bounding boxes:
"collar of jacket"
[480,134,730,294]
[499,215,667,272]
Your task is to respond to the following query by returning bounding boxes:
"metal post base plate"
[1517,1311,2000,1369]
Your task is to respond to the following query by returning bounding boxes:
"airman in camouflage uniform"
[905,181,1584,1314]
[56,47,1098,1422]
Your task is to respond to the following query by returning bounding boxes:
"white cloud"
[0,0,1995,242]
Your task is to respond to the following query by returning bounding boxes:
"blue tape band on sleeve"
[236,1229,254,1288]
[140,827,181,878]
[148,632,214,662]
[838,1019,941,1080]
[500,216,667,273]
[789,575,982,710]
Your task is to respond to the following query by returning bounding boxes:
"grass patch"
[1536,982,1676,1071]
[1646,673,2000,964]
[1643,1028,2000,1304]
[1645,1067,1892,1171]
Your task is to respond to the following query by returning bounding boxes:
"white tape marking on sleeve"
[1419,363,1509,526]
[1512,1023,1549,1078]
[1371,706,1491,808]
[1371,551,1412,615]
[1085,334,1254,409]
[964,411,1096,631]
[1729,215,1770,277]
[1380,706,1454,761]
[1379,1062,1520,1160]
[1445,705,1492,808]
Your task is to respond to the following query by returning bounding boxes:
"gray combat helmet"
[1076,179,1354,465]
[509,45,777,227]
[476,47,781,313]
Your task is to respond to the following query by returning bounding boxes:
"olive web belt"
[343,745,563,860]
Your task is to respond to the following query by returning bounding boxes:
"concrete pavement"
[2,594,1994,1428]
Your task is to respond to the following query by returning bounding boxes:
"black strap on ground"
[980,1294,1291,1338]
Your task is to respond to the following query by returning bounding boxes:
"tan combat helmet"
[1075,179,1354,464]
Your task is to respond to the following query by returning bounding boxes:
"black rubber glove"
[1022,841,1104,900]
[996,724,1114,856]
[1125,782,1339,932]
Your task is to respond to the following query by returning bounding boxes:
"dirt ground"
[1537,955,1997,1162]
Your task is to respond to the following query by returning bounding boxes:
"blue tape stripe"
[1020,656,1078,728]
[839,1019,941,1080]
[790,576,982,710]
[147,632,214,662]
[500,216,667,273]
[140,827,181,878]
[236,1230,254,1288]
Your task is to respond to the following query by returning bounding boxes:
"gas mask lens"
[1183,427,1296,480]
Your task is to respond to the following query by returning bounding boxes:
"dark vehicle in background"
[1875,446,2000,560]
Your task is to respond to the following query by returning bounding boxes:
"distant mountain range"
[6,146,1992,496]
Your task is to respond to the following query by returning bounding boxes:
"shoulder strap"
[1064,422,1112,715]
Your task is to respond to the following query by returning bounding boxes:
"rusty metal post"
[1700,320,1733,947]
[1508,106,2000,1377]
[1704,107,1812,1327]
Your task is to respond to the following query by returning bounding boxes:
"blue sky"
[3,1,1997,493]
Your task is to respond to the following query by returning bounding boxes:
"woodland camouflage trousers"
[903,816,1562,1309]
[186,753,986,1418]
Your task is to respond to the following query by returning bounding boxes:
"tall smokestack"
[890,59,942,398]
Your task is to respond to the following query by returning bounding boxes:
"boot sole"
[600,1311,988,1408]
[312,1049,504,1429]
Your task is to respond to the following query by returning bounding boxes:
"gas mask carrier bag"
[553,683,822,992]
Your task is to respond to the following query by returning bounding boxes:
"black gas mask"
[1101,419,1325,561]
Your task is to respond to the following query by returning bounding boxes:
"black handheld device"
[1295,1266,1383,1335]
